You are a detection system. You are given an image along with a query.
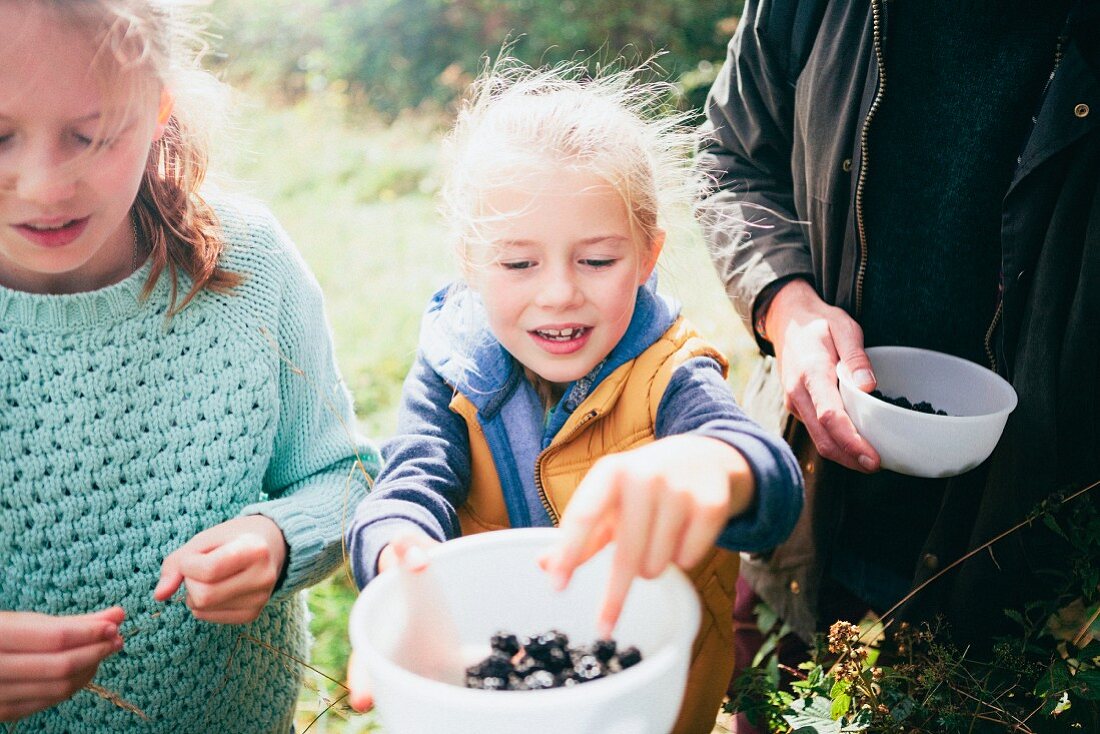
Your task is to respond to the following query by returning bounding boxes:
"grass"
[219,90,756,732]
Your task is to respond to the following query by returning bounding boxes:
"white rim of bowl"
[835,346,1018,421]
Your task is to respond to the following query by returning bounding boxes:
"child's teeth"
[30,221,71,231]
[539,327,583,340]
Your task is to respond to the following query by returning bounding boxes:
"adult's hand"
[153,515,288,625]
[764,278,880,472]
[0,606,125,722]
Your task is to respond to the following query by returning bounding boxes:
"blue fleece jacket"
[347,277,803,587]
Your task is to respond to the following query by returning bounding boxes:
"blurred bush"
[207,0,741,119]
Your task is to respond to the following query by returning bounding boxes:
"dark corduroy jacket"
[696,0,1100,648]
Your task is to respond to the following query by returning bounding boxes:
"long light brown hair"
[56,0,241,312]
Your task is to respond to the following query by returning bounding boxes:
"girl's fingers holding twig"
[176,535,269,585]
[0,638,120,683]
[0,610,121,653]
[87,607,126,625]
[184,574,273,615]
[153,549,187,602]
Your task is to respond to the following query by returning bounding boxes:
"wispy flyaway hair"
[440,56,703,269]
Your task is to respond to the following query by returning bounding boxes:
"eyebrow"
[0,112,103,125]
[495,235,631,248]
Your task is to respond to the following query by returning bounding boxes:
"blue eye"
[500,260,534,270]
[581,258,617,268]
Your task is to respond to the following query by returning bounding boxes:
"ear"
[637,228,665,286]
[153,89,174,141]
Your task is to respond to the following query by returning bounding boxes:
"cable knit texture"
[0,199,379,733]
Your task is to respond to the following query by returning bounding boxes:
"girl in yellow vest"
[347,60,804,733]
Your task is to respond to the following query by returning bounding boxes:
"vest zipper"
[984,33,1067,371]
[535,409,599,526]
[854,0,887,318]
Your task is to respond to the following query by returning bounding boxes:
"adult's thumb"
[833,319,875,391]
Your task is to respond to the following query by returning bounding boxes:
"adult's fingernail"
[858,455,875,471]
[853,369,875,386]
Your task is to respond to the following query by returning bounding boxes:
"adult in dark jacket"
[697,1,1099,728]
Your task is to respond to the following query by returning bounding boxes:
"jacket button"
[789,580,801,594]
[922,553,939,571]
[842,158,853,172]
[1075,103,1090,118]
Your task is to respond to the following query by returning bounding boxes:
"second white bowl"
[837,346,1018,478]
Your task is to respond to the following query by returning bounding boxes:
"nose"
[533,262,584,310]
[12,142,79,206]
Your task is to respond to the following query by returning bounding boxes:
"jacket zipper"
[983,32,1067,370]
[854,0,887,318]
[534,409,599,526]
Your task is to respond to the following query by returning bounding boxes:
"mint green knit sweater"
[0,199,379,733]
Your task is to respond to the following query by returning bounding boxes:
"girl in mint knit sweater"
[0,1,378,731]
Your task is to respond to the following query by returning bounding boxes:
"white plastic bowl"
[837,346,1018,478]
[348,527,700,734]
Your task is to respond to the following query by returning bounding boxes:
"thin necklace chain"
[130,210,142,273]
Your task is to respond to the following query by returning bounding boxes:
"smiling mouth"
[23,219,81,231]
[533,327,588,342]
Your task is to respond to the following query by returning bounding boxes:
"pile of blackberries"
[870,389,949,415]
[464,630,642,691]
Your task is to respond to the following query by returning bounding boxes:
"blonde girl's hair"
[440,56,702,272]
[53,0,241,313]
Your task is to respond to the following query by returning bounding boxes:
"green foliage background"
[208,0,743,118]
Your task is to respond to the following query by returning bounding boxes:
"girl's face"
[0,3,167,294]
[469,166,662,394]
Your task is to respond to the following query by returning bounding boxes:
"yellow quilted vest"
[450,317,739,734]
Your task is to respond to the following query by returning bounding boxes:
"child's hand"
[153,515,288,625]
[540,435,754,639]
[348,530,439,713]
[376,531,438,576]
[0,606,125,721]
